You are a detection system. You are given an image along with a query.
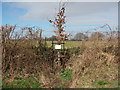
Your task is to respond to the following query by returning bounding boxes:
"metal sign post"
[52,40,65,72]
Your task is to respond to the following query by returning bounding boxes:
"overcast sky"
[1,1,118,37]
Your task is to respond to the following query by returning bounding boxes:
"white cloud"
[66,2,118,27]
[7,2,118,31]
[2,0,120,2]
[67,7,118,25]
[11,2,59,21]
[66,2,117,16]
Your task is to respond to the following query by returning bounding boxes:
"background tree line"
[45,31,118,41]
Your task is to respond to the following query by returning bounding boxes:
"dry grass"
[2,40,119,88]
[1,25,119,88]
[66,40,118,88]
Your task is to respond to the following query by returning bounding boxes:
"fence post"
[0,27,2,88]
[52,40,54,70]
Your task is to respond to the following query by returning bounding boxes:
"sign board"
[55,45,61,49]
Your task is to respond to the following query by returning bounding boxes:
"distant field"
[46,41,83,48]
[32,40,114,48]
[44,40,113,49]
[9,40,115,49]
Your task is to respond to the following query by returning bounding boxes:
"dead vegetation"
[1,23,119,88]
[1,2,119,88]
[1,25,54,75]
[67,40,118,88]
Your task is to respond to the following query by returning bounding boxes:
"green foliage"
[92,80,110,86]
[60,69,72,81]
[91,80,119,88]
[4,74,11,79]
[3,76,42,88]
[14,77,23,80]
[97,80,109,85]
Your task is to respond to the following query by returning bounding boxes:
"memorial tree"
[49,2,70,43]
[49,2,70,71]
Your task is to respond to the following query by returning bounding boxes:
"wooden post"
[0,27,2,87]
[38,29,42,47]
[52,40,54,69]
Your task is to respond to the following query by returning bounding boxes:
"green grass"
[54,85,67,88]
[4,74,11,79]
[91,80,118,88]
[3,76,42,88]
[68,47,84,55]
[44,40,110,49]
[32,41,83,48]
[27,40,114,49]
[46,41,83,48]
[97,80,110,85]
[59,69,72,81]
